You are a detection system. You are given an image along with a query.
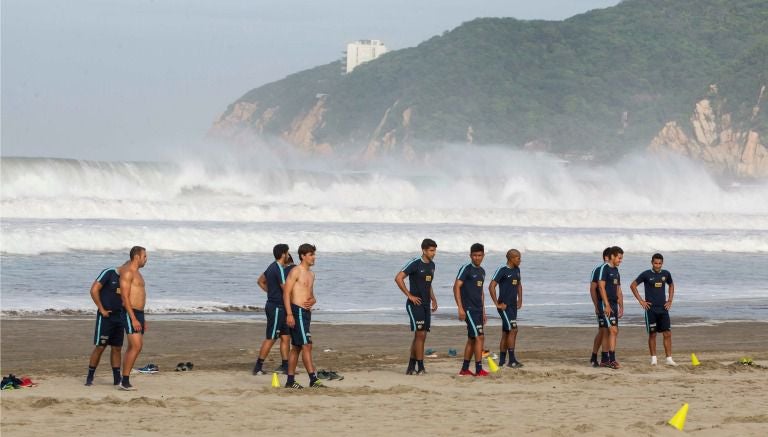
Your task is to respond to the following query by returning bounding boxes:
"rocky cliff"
[649,85,767,178]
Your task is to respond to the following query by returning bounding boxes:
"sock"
[112,367,121,385]
[87,366,96,381]
[508,348,517,362]
[417,360,425,371]
[281,359,288,369]
[475,361,483,373]
[287,374,295,385]
[462,360,470,371]
[609,351,616,362]
[499,351,507,366]
[121,375,130,387]
[407,357,416,370]
[590,353,598,363]
[309,372,318,385]
[601,352,609,363]
[253,358,264,372]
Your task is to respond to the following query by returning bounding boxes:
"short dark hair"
[608,246,624,257]
[273,243,289,260]
[298,243,316,260]
[602,247,611,259]
[652,253,664,262]
[286,253,294,265]
[506,249,520,260]
[129,246,145,260]
[470,243,484,253]
[421,238,437,250]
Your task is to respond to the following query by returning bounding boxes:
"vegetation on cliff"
[221,0,768,154]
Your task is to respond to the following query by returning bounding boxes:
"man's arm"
[257,273,267,292]
[453,279,465,321]
[630,280,649,309]
[617,285,624,318]
[665,282,675,310]
[89,281,110,317]
[119,271,142,332]
[430,286,438,312]
[598,281,611,316]
[395,271,421,305]
[489,280,503,309]
[517,282,523,310]
[283,269,298,328]
[589,282,600,314]
[482,280,487,324]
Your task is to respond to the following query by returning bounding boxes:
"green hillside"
[224,0,768,153]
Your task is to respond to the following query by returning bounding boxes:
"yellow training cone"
[691,353,701,366]
[487,356,499,373]
[271,372,281,388]
[668,403,689,431]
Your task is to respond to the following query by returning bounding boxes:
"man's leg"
[507,328,521,365]
[85,346,106,385]
[120,334,143,389]
[499,332,508,365]
[300,344,320,386]
[279,335,290,364]
[460,338,474,374]
[253,338,276,374]
[662,331,672,357]
[286,345,301,387]
[592,330,602,355]
[473,335,485,374]
[413,330,427,374]
[110,345,122,385]
[648,332,658,356]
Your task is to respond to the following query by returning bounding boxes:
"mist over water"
[2,145,768,254]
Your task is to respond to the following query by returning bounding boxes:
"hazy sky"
[2,0,620,160]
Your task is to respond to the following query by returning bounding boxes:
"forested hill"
[212,0,767,162]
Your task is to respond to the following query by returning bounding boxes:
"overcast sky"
[2,0,620,161]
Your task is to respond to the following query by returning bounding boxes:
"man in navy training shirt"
[453,243,489,376]
[630,253,677,366]
[597,246,624,369]
[85,266,125,386]
[588,247,611,367]
[395,238,438,375]
[253,244,292,375]
[489,249,524,368]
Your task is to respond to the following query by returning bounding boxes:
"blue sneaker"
[137,364,159,374]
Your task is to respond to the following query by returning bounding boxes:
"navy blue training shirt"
[456,263,485,310]
[635,269,673,307]
[491,265,521,306]
[263,261,287,305]
[590,263,606,283]
[401,257,436,303]
[598,264,621,302]
[95,268,122,311]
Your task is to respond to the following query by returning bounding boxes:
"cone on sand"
[271,372,280,388]
[691,353,701,366]
[667,403,689,431]
[487,356,499,373]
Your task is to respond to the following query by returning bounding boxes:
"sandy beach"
[1,319,767,436]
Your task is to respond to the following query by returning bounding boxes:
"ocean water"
[1,148,767,326]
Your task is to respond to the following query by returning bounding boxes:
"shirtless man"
[118,246,148,391]
[283,243,320,389]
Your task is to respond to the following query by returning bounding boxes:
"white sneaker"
[650,356,658,366]
[665,357,678,366]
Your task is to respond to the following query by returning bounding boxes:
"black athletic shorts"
[289,304,312,346]
[645,307,671,333]
[93,311,125,347]
[124,309,145,335]
[265,301,288,339]
[498,305,518,332]
[406,301,431,332]
[464,308,484,338]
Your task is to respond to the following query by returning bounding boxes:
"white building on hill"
[344,40,387,73]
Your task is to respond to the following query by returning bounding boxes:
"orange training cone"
[271,372,281,388]
[487,356,499,373]
[668,403,689,431]
[691,353,701,366]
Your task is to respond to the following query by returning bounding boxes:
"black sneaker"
[508,361,524,368]
[310,380,327,388]
[84,378,94,386]
[285,381,304,389]
[590,360,600,368]
[317,370,331,379]
[328,371,344,381]
[415,369,427,375]
[405,366,415,375]
[118,383,136,391]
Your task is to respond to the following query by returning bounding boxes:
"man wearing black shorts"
[489,249,523,368]
[253,244,292,375]
[395,238,438,375]
[85,267,124,386]
[453,243,489,377]
[588,248,611,367]
[597,246,624,369]
[630,253,677,366]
